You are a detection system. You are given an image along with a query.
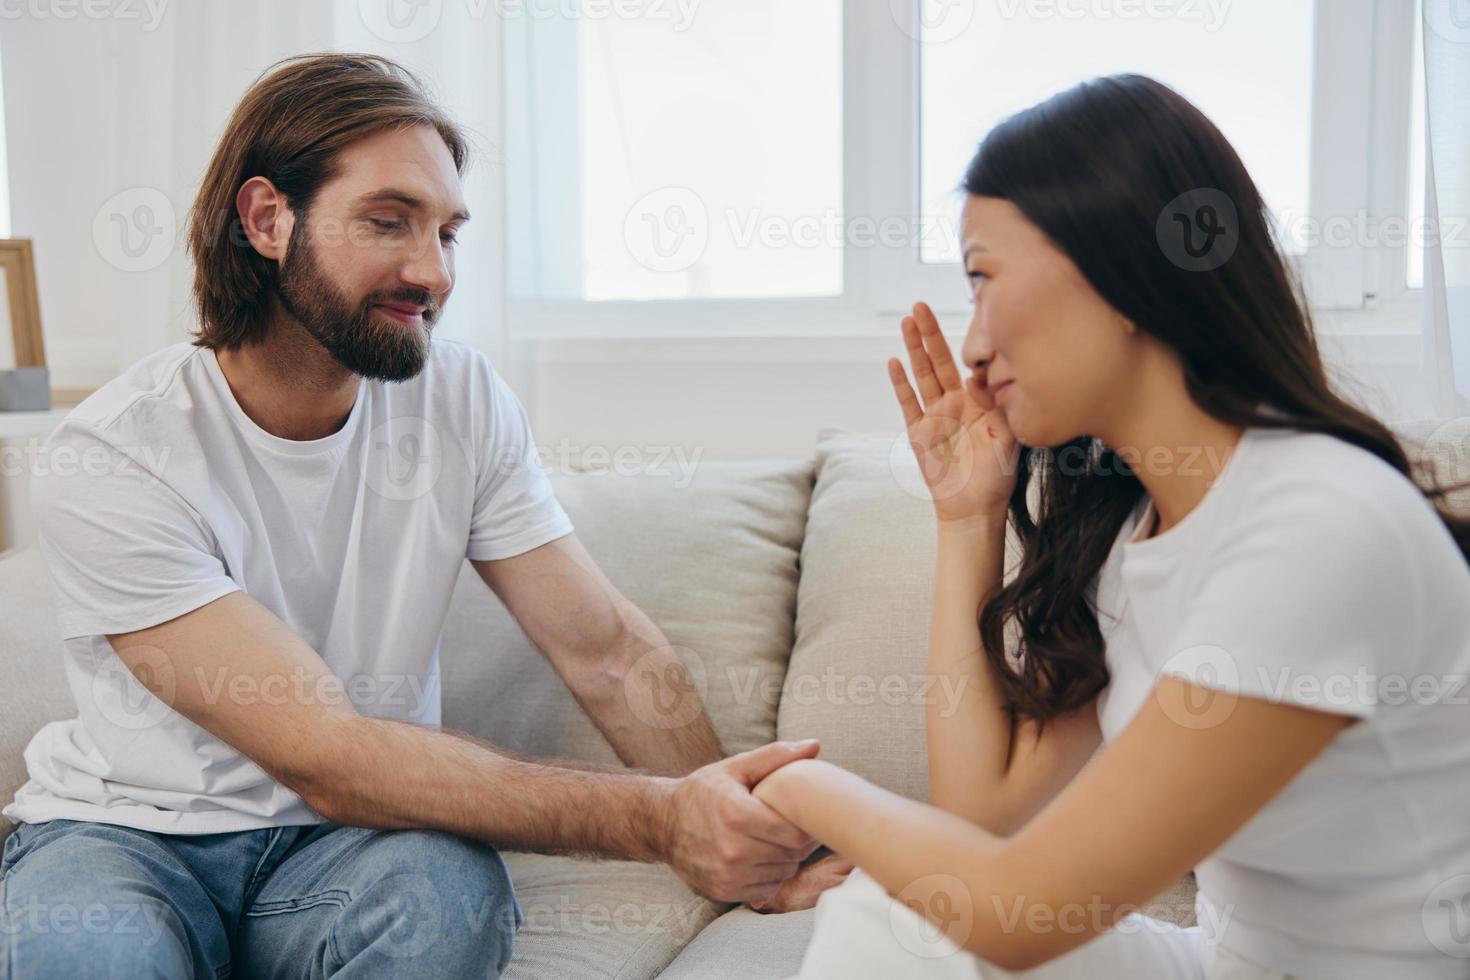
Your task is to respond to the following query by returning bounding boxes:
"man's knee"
[2,826,194,978]
[334,830,520,975]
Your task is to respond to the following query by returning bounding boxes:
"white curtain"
[0,0,507,391]
[1421,0,1470,418]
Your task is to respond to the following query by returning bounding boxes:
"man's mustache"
[368,291,441,323]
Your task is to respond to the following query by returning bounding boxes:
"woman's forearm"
[753,758,1068,971]
[927,518,1103,835]
[926,515,1018,821]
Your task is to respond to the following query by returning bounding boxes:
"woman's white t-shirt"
[1093,425,1470,978]
[2,339,573,835]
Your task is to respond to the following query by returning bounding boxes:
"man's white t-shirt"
[1094,425,1470,978]
[3,339,572,835]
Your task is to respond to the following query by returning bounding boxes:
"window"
[507,2,843,303]
[918,2,1314,264]
[506,0,1421,338]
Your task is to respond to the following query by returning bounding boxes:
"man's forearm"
[298,713,674,860]
[562,601,724,775]
[472,540,724,774]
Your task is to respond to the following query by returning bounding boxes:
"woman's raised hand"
[888,302,1020,524]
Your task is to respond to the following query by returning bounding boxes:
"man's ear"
[235,176,293,261]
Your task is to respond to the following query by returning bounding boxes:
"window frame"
[505,0,1420,341]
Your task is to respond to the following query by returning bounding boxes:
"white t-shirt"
[1094,425,1470,978]
[3,339,572,835]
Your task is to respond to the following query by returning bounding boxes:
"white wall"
[0,2,508,391]
[513,303,1441,465]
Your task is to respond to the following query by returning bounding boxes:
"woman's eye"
[965,271,986,304]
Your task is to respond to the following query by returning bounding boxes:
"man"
[0,53,848,978]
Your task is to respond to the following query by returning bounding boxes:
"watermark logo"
[891,874,974,958]
[1156,188,1238,272]
[623,186,710,274]
[1426,0,1470,44]
[1422,417,1470,486]
[1155,643,1239,729]
[993,0,1231,32]
[623,645,708,730]
[358,0,443,43]
[1422,874,1470,957]
[888,432,941,504]
[0,0,171,30]
[348,870,443,958]
[365,416,445,501]
[890,0,975,44]
[93,187,175,273]
[91,645,175,731]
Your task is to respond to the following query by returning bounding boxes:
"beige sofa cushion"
[0,547,77,841]
[441,459,813,763]
[1395,415,1470,515]
[501,852,722,980]
[659,906,816,980]
[775,431,948,802]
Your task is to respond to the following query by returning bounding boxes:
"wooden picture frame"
[0,239,46,554]
[0,238,46,369]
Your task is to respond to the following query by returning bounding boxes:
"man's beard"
[275,214,441,382]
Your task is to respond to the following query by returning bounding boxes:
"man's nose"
[402,234,452,297]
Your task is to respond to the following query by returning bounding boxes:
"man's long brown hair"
[963,75,1470,726]
[186,53,469,350]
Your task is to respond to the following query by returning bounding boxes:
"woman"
[752,74,1470,979]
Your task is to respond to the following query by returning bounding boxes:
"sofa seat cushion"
[658,871,1201,979]
[501,851,723,980]
[658,906,815,979]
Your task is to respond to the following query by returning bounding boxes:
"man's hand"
[656,740,825,904]
[748,850,855,913]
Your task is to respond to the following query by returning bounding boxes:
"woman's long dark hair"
[965,74,1470,725]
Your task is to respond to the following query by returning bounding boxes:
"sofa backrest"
[0,547,77,836]
[440,459,814,761]
[1395,416,1470,516]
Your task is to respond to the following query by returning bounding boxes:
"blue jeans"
[0,818,521,978]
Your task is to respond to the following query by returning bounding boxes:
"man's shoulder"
[60,342,207,441]
[422,337,493,382]
[395,337,515,416]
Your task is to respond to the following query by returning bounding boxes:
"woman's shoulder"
[1214,426,1466,602]
[1235,426,1431,526]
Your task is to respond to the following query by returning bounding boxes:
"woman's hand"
[748,850,856,914]
[888,302,1020,524]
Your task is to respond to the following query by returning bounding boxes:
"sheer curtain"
[1421,0,1470,418]
[0,1,506,392]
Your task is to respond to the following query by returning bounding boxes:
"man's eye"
[369,218,404,232]
[441,232,459,246]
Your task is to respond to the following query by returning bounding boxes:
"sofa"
[3,421,1467,978]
